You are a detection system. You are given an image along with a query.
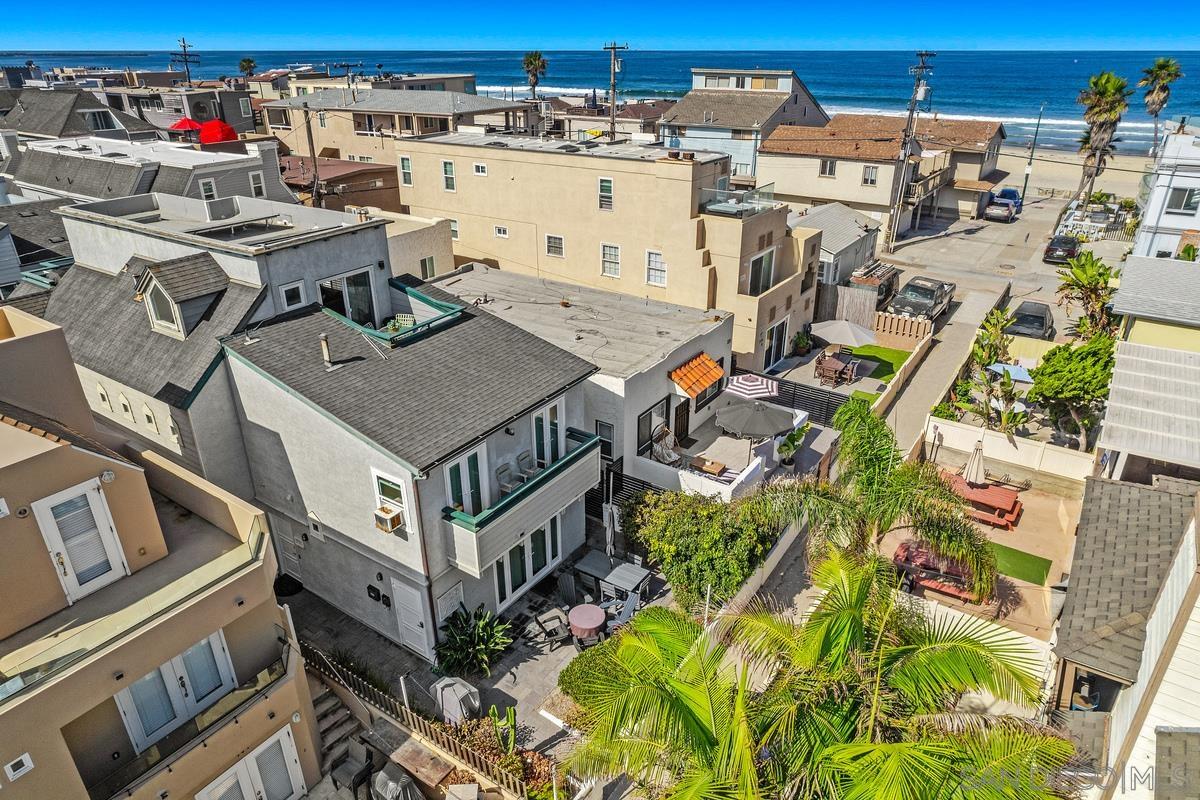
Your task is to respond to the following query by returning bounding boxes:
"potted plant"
[777,422,811,467]
[791,330,812,357]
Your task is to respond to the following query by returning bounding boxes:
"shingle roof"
[0,88,19,113]
[1156,728,1200,800]
[149,164,193,196]
[1098,341,1200,469]
[1112,256,1200,326]
[1054,477,1197,683]
[0,399,131,464]
[0,89,156,138]
[146,253,229,302]
[761,113,1004,159]
[1057,710,1110,773]
[0,288,51,317]
[660,90,789,129]
[8,146,144,198]
[263,89,524,116]
[39,263,264,408]
[0,199,74,263]
[788,202,880,253]
[223,283,597,472]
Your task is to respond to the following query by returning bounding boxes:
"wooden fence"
[300,639,529,798]
[873,312,933,350]
[815,282,879,328]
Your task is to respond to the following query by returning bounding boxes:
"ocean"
[3,49,1197,153]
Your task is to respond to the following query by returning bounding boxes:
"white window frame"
[531,396,567,468]
[419,255,436,279]
[646,250,667,287]
[145,279,182,333]
[199,178,218,201]
[118,393,134,421]
[399,155,413,186]
[97,383,111,410]
[545,234,565,258]
[747,247,776,296]
[862,165,878,186]
[819,159,837,178]
[3,754,33,782]
[358,155,374,164]
[600,242,620,277]
[494,225,509,239]
[493,512,563,612]
[239,97,252,118]
[449,218,459,240]
[142,404,158,433]
[1166,187,1200,216]
[196,725,305,800]
[115,631,237,753]
[279,280,307,311]
[442,160,456,192]
[248,170,265,198]
[473,162,488,176]
[31,478,127,603]
[371,468,410,531]
[444,445,489,516]
[598,177,614,211]
[595,420,615,460]
[317,267,376,326]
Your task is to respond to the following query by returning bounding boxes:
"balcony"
[905,167,951,201]
[84,638,293,800]
[444,428,601,578]
[700,183,782,219]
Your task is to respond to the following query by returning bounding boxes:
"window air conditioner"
[374,504,404,533]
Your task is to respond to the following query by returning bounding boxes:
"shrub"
[930,402,958,421]
[627,493,776,608]
[435,604,513,677]
[557,636,619,705]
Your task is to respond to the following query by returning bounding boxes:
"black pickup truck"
[887,277,956,320]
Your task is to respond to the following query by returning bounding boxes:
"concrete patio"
[775,349,889,398]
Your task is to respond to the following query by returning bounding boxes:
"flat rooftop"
[433,264,730,378]
[25,136,249,168]
[414,131,728,164]
[59,193,384,252]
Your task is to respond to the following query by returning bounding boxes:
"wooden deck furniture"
[893,541,982,604]
[943,471,1023,529]
[815,352,854,387]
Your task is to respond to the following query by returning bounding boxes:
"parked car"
[1004,301,1055,340]
[848,261,900,310]
[984,197,1017,222]
[887,277,956,320]
[995,188,1023,213]
[1043,235,1082,264]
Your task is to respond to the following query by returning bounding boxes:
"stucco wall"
[1126,318,1200,353]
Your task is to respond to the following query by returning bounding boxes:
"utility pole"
[884,50,935,253]
[1020,102,1045,204]
[330,61,362,88]
[170,37,200,86]
[302,102,321,207]
[602,42,628,141]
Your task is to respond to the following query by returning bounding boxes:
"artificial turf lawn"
[850,390,880,404]
[991,542,1052,585]
[849,345,910,383]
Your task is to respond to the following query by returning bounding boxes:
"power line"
[602,43,629,141]
[170,37,199,86]
[885,50,935,253]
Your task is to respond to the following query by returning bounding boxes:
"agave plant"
[435,604,513,677]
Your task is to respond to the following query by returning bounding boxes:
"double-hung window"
[595,420,615,460]
[862,165,878,186]
[601,243,620,277]
[545,234,565,257]
[1166,187,1200,216]
[199,178,217,201]
[115,632,236,752]
[442,160,456,191]
[419,255,436,279]
[819,159,836,178]
[248,171,265,198]
[449,219,459,240]
[646,251,667,286]
[598,177,614,210]
[748,249,775,296]
[445,447,485,515]
[400,156,413,186]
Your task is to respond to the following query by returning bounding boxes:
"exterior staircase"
[312,679,362,774]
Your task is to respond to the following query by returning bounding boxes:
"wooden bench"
[914,574,982,604]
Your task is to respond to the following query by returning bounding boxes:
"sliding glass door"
[318,269,375,326]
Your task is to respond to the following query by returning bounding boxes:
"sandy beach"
[997,145,1149,200]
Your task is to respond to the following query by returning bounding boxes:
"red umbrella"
[168,117,202,131]
[198,119,238,144]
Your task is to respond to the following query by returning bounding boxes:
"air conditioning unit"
[374,504,404,533]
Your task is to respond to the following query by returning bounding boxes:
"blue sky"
[3,0,1199,50]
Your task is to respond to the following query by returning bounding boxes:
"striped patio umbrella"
[726,373,779,400]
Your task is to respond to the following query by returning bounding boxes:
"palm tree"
[238,58,257,79]
[566,555,1075,799]
[1055,251,1121,338]
[522,51,548,99]
[752,400,997,598]
[1138,57,1184,158]
[1076,71,1131,200]
[1077,130,1120,196]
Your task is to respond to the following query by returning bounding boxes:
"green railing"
[86,637,291,800]
[444,428,600,533]
[322,281,465,347]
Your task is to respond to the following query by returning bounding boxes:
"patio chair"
[557,572,578,607]
[630,554,643,567]
[573,631,607,651]
[331,737,372,799]
[535,611,572,651]
[495,463,519,496]
[516,450,543,480]
[599,581,618,604]
[610,596,638,630]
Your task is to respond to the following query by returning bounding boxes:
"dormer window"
[82,109,118,132]
[146,281,181,332]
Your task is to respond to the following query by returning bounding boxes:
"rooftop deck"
[0,492,260,705]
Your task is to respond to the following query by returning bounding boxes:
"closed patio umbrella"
[963,439,986,487]
[715,398,795,439]
[810,319,877,347]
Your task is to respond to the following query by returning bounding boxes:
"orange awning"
[670,353,724,398]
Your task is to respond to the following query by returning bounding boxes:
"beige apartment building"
[263,89,531,166]
[757,114,1006,244]
[289,71,477,95]
[0,306,320,800]
[395,132,821,370]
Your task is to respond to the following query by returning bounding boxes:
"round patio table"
[568,603,606,638]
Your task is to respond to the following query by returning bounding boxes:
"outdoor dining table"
[575,548,652,601]
[568,603,606,638]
